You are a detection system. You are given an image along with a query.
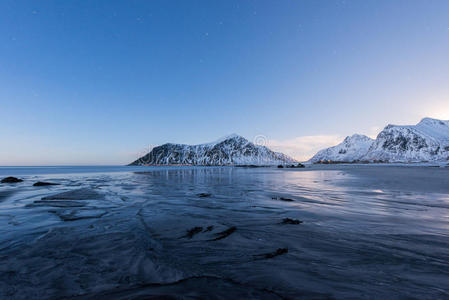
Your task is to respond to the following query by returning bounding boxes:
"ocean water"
[0,165,448,299]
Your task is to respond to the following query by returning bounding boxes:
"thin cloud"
[267,135,344,161]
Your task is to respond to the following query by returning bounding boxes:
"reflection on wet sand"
[0,166,448,299]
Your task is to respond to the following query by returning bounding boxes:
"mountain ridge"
[309,134,375,163]
[310,118,449,163]
[130,135,297,166]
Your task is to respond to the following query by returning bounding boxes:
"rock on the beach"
[263,248,288,259]
[272,196,294,202]
[33,182,60,186]
[281,218,303,225]
[1,177,23,183]
[198,193,212,198]
[253,248,289,260]
[204,225,214,232]
[185,226,203,238]
[285,163,306,168]
[212,226,236,241]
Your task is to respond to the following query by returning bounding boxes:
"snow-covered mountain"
[364,118,449,162]
[310,118,449,163]
[309,134,374,163]
[130,134,297,166]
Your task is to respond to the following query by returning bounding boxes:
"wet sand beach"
[0,165,448,299]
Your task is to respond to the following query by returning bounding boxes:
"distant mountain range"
[130,134,297,166]
[131,118,449,166]
[310,118,449,163]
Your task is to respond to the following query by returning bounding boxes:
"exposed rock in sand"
[255,248,288,259]
[212,226,236,241]
[281,218,302,225]
[272,197,294,202]
[1,177,23,183]
[198,193,212,198]
[185,226,203,238]
[33,182,60,187]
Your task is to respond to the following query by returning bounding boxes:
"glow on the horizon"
[267,135,344,162]
[422,98,449,121]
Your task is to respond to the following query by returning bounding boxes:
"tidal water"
[0,165,448,299]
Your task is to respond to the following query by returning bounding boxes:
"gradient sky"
[1,0,449,165]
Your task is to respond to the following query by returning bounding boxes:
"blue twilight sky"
[1,0,449,165]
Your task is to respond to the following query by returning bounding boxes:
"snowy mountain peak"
[163,134,247,148]
[343,134,373,143]
[130,134,296,166]
[417,117,449,126]
[216,133,243,142]
[311,118,449,163]
[210,134,249,146]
